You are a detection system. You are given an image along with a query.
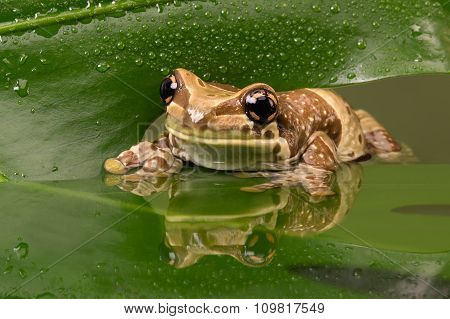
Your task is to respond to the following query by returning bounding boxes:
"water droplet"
[19,268,27,279]
[218,65,228,73]
[220,9,229,19]
[0,173,8,182]
[294,38,304,46]
[311,4,321,12]
[410,24,422,37]
[40,267,49,274]
[279,52,288,61]
[352,268,362,277]
[36,292,56,299]
[160,67,170,75]
[347,72,356,79]
[135,57,144,66]
[193,3,203,10]
[14,242,29,259]
[265,53,275,60]
[19,54,28,65]
[96,62,110,73]
[30,107,36,113]
[356,38,367,49]
[116,41,125,50]
[13,79,29,97]
[148,51,156,60]
[198,72,210,81]
[330,3,341,13]
[51,166,58,172]
[3,265,13,275]
[96,262,106,269]
[255,5,262,13]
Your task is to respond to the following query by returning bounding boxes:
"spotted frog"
[104,68,402,195]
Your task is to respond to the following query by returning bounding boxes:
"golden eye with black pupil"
[244,89,278,124]
[160,74,178,105]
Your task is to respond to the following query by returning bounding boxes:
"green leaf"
[0,0,449,180]
[0,165,449,298]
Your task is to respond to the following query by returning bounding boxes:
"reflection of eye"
[242,230,276,266]
[160,74,178,105]
[244,89,278,124]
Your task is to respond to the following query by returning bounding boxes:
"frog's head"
[160,68,290,170]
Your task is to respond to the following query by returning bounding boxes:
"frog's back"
[277,88,366,162]
[304,88,366,162]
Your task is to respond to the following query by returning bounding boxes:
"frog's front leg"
[301,131,338,171]
[104,173,179,197]
[239,132,338,196]
[104,136,183,176]
[297,132,338,195]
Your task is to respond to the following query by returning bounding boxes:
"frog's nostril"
[197,78,206,87]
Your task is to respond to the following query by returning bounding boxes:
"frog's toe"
[309,188,335,198]
[104,158,127,175]
[240,186,266,193]
[121,173,143,182]
[240,182,281,192]
[103,173,122,186]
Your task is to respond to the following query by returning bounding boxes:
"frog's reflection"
[106,164,362,268]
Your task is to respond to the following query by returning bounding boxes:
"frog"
[104,68,402,195]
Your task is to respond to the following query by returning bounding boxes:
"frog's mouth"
[165,117,291,171]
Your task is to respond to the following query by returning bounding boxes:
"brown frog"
[104,68,401,195]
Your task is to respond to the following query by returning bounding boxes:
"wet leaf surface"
[0,165,449,298]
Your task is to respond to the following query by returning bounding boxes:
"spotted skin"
[104,68,403,195]
[355,109,402,154]
[302,132,338,171]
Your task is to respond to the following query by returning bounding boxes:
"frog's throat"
[165,123,291,170]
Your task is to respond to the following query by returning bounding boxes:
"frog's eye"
[160,74,178,105]
[244,89,278,124]
[241,230,276,266]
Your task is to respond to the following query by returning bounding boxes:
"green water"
[0,75,449,298]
